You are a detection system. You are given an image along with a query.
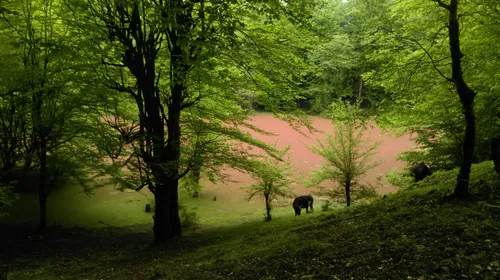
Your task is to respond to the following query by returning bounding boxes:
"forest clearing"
[1,0,500,279]
[1,114,413,228]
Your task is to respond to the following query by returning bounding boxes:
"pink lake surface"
[202,114,415,202]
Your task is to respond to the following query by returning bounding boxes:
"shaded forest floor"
[2,161,500,280]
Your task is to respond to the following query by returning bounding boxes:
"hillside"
[2,161,500,280]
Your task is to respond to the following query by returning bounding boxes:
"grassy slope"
[0,181,277,228]
[2,161,500,280]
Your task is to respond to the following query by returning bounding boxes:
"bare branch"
[432,0,451,10]
[134,181,149,191]
[181,94,204,110]
[176,166,190,180]
[406,38,453,82]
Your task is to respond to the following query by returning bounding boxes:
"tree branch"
[406,38,453,82]
[432,0,451,10]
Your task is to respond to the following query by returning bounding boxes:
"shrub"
[0,184,19,218]
[179,205,200,231]
[321,200,332,212]
[306,102,379,207]
[242,146,294,222]
[385,168,414,189]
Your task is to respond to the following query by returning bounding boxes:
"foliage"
[0,184,18,218]
[299,0,390,115]
[307,102,379,206]
[179,205,201,232]
[304,0,359,114]
[321,200,332,212]
[363,0,500,170]
[385,168,414,189]
[242,146,294,221]
[177,96,285,199]
[0,0,110,229]
[61,0,318,240]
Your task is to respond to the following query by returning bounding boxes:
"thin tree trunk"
[440,0,477,199]
[455,104,475,198]
[265,193,271,221]
[358,77,363,99]
[345,181,351,207]
[38,137,47,231]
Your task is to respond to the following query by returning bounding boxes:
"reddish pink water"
[202,114,415,201]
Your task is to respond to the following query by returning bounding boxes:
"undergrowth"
[2,161,500,280]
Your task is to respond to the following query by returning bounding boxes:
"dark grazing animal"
[293,195,314,216]
[341,96,356,105]
[359,99,371,109]
[411,162,432,182]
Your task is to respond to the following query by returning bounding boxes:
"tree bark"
[38,136,47,231]
[358,77,363,99]
[142,75,182,241]
[101,0,197,241]
[264,193,271,221]
[152,80,183,240]
[455,104,475,199]
[443,0,476,199]
[153,177,181,241]
[345,181,351,207]
[150,24,189,240]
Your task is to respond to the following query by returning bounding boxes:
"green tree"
[430,0,476,198]
[363,0,497,198]
[179,100,284,199]
[307,102,378,207]
[68,0,314,241]
[0,27,27,183]
[0,0,108,229]
[243,146,293,221]
[305,0,359,114]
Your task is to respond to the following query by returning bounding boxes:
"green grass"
[0,183,285,227]
[1,185,154,227]
[0,178,333,228]
[2,161,500,280]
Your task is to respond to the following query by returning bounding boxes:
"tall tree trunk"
[143,80,182,241]
[38,137,47,231]
[455,104,475,199]
[153,177,181,241]
[345,181,351,207]
[440,0,477,199]
[149,20,189,240]
[152,80,183,241]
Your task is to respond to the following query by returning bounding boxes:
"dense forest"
[1,0,500,279]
